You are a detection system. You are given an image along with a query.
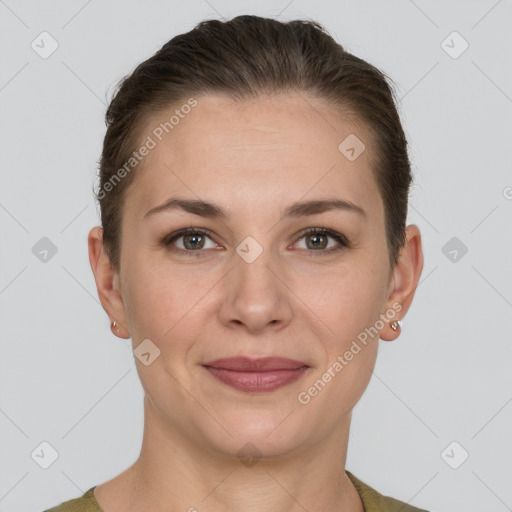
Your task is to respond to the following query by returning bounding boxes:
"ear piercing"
[390,320,402,332]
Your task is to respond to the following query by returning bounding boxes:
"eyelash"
[160,227,350,258]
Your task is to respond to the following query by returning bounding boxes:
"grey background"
[1,1,511,511]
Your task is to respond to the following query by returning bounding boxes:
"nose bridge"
[233,237,279,302]
[220,236,292,331]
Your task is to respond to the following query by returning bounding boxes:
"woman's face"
[94,92,407,458]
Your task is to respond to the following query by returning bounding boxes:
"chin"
[197,409,313,462]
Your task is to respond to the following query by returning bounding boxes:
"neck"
[94,395,364,512]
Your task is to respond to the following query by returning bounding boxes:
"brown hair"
[94,15,413,273]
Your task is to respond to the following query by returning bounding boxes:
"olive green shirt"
[43,470,430,511]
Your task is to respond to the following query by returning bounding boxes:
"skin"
[88,92,424,512]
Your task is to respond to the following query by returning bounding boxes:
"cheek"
[123,255,218,369]
[122,256,191,341]
[301,271,382,411]
[296,262,385,338]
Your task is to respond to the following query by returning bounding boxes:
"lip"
[202,357,310,393]
[203,356,308,371]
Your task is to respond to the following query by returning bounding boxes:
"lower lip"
[203,366,309,392]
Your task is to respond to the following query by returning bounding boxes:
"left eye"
[294,228,348,253]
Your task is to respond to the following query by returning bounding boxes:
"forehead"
[126,93,382,219]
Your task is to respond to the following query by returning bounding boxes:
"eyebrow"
[143,197,367,221]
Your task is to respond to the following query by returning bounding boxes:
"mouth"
[201,356,310,393]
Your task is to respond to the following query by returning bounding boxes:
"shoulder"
[42,487,103,512]
[346,470,431,512]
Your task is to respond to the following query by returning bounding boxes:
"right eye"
[161,227,221,256]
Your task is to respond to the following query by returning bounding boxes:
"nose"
[218,246,293,334]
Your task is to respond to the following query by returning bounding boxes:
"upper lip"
[202,357,309,372]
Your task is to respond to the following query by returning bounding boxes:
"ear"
[380,224,424,342]
[88,226,130,338]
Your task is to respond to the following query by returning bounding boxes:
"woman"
[45,14,427,512]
